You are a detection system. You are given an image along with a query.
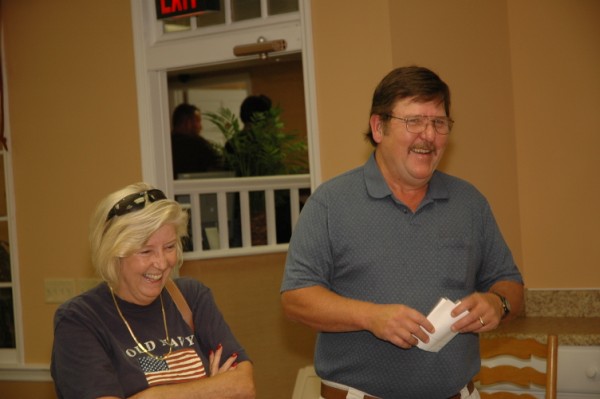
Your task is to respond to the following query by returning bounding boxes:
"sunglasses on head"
[106,189,167,221]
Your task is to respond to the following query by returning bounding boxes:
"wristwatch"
[491,291,511,319]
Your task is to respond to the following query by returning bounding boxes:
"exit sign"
[155,0,220,20]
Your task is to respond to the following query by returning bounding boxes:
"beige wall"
[386,1,523,267]
[1,0,599,397]
[179,255,316,399]
[311,0,600,288]
[508,0,600,288]
[311,1,394,177]
[3,1,141,367]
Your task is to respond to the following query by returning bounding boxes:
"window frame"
[129,0,321,259]
[0,32,25,368]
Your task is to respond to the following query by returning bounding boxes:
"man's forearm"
[488,280,524,322]
[281,285,375,332]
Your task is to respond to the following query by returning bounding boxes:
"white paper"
[416,297,469,352]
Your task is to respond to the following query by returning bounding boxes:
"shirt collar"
[364,152,450,201]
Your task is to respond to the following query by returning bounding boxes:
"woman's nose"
[153,251,170,270]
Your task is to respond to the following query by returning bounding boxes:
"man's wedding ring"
[479,316,485,326]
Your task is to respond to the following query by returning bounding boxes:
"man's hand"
[451,281,524,333]
[450,292,502,333]
[367,304,435,349]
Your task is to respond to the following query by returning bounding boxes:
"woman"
[51,182,255,399]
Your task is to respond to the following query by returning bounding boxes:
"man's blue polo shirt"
[281,154,523,398]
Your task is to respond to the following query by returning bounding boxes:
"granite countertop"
[483,316,600,346]
[481,289,600,346]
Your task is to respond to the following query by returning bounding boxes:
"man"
[171,103,224,178]
[224,94,274,174]
[239,94,272,127]
[281,66,524,398]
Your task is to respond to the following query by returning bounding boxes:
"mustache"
[409,143,435,152]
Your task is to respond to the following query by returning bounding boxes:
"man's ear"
[370,114,384,143]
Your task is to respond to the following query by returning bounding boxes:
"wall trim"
[0,364,52,381]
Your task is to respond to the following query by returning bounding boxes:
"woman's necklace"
[109,285,172,360]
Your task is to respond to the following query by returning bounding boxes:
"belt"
[447,381,475,399]
[320,381,474,399]
[320,383,378,399]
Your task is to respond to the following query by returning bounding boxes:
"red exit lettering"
[156,0,218,20]
[160,0,198,15]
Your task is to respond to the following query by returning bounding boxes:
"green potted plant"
[204,105,308,245]
[204,106,307,177]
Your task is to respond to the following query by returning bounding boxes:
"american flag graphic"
[139,348,207,386]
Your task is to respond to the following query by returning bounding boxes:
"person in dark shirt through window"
[171,103,224,178]
[224,94,272,172]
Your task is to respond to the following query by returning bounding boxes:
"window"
[162,0,299,33]
[130,0,320,259]
[0,151,14,350]
[167,54,311,257]
[0,143,16,359]
[0,60,20,363]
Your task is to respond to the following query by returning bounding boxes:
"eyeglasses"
[106,189,167,221]
[385,114,454,135]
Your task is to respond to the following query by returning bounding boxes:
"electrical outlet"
[44,278,75,303]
